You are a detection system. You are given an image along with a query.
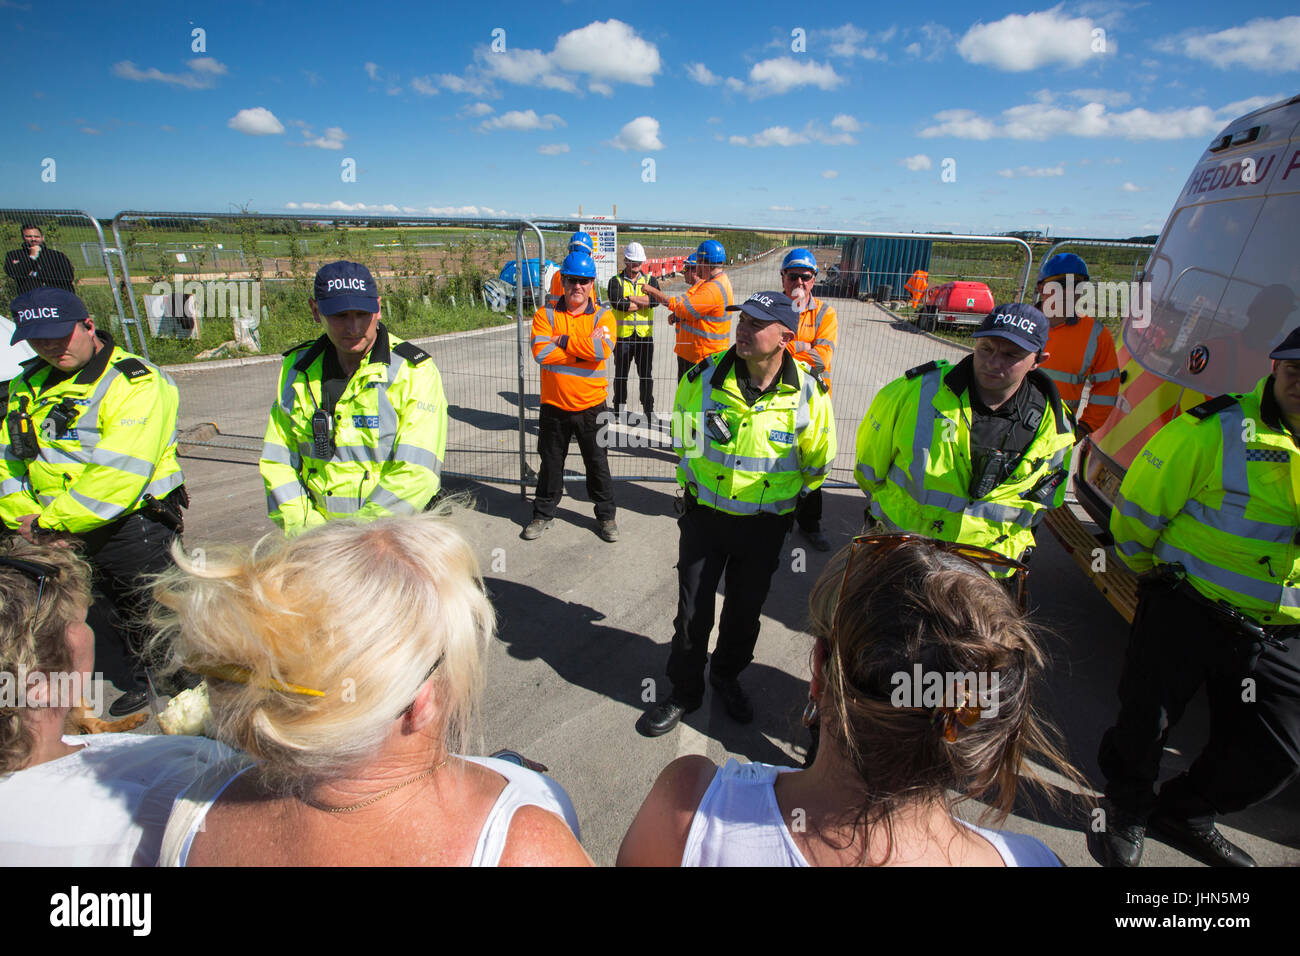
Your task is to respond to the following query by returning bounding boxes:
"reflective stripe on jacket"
[1111,376,1300,625]
[669,272,735,364]
[610,272,654,339]
[673,347,835,516]
[1040,314,1119,433]
[854,358,1075,567]
[259,325,447,536]
[787,298,837,392]
[532,297,615,412]
[0,334,183,533]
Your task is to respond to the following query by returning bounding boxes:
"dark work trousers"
[613,338,655,417]
[79,512,178,691]
[668,503,793,704]
[533,402,616,522]
[677,356,694,381]
[795,487,823,532]
[1097,581,1300,828]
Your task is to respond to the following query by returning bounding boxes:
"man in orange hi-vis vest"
[905,269,929,308]
[525,250,618,544]
[1034,253,1120,436]
[646,239,734,380]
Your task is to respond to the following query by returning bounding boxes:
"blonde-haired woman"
[620,534,1085,866]
[153,512,590,866]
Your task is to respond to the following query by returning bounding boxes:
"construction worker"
[0,288,187,716]
[1034,253,1120,436]
[854,304,1074,567]
[1092,329,1300,869]
[904,268,929,308]
[640,291,835,736]
[525,250,618,543]
[646,239,734,381]
[608,242,660,424]
[682,253,697,286]
[781,248,838,552]
[260,261,447,536]
[549,231,601,304]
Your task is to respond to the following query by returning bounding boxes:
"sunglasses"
[785,272,816,282]
[0,555,59,623]
[562,275,594,286]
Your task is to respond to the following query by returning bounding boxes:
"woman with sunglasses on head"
[0,540,232,865]
[151,511,591,866]
[619,534,1085,867]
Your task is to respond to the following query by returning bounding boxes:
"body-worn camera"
[43,398,79,439]
[970,449,1014,499]
[311,408,334,458]
[703,409,733,444]
[7,397,38,460]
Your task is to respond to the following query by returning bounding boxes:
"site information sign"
[583,218,618,293]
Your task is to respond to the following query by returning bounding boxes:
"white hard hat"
[623,242,646,262]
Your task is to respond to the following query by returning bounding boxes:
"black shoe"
[1148,810,1257,867]
[108,689,149,718]
[1088,802,1146,867]
[709,674,754,724]
[799,527,831,552]
[522,518,552,540]
[597,519,619,543]
[639,696,701,737]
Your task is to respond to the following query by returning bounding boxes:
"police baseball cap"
[972,303,1049,354]
[313,261,380,316]
[1269,325,1300,360]
[726,291,798,333]
[10,287,89,344]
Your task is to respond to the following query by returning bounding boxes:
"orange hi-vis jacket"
[787,296,838,392]
[1040,313,1120,433]
[904,270,929,307]
[667,271,735,364]
[532,296,616,412]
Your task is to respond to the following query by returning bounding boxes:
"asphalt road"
[95,257,1300,868]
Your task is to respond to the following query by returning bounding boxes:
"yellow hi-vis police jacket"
[260,325,447,535]
[673,347,835,516]
[1111,376,1300,626]
[0,333,183,534]
[854,357,1074,563]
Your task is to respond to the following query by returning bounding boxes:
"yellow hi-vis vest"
[611,273,654,339]
[1111,376,1300,625]
[0,335,184,534]
[673,348,835,516]
[854,358,1074,566]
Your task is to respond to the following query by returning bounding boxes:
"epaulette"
[905,360,940,380]
[686,358,711,383]
[808,367,830,395]
[1186,394,1238,421]
[113,357,152,382]
[282,339,317,357]
[392,341,431,366]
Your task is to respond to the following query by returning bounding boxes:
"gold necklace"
[301,758,449,814]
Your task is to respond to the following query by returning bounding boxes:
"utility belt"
[1141,563,1300,650]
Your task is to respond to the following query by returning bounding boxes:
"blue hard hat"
[781,248,818,274]
[685,253,697,265]
[560,251,596,279]
[568,231,594,254]
[1038,252,1089,282]
[696,239,726,265]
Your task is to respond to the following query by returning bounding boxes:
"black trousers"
[668,503,792,703]
[1098,581,1300,828]
[795,487,823,532]
[613,338,654,416]
[533,402,615,521]
[80,512,178,691]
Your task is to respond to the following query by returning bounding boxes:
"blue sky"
[3,0,1298,237]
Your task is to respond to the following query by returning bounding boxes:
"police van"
[1046,92,1300,621]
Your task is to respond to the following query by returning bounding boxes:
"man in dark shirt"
[5,225,76,295]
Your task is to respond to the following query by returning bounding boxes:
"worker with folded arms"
[608,242,660,425]
[646,239,734,381]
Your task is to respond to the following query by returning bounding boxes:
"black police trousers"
[532,402,615,522]
[667,502,792,704]
[613,338,654,417]
[795,487,823,532]
[1098,581,1300,828]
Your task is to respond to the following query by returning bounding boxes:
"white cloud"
[957,9,1108,71]
[997,164,1066,177]
[686,62,720,85]
[730,126,809,147]
[1161,17,1300,73]
[746,57,843,97]
[724,77,745,92]
[905,42,922,56]
[303,126,347,150]
[1069,88,1132,107]
[610,116,663,151]
[831,114,862,132]
[364,62,380,81]
[284,201,507,217]
[227,107,284,136]
[918,97,1277,141]
[769,205,795,212]
[730,117,860,147]
[424,205,507,216]
[481,109,566,131]
[386,87,401,96]
[538,143,570,155]
[824,24,886,60]
[112,58,228,89]
[410,76,438,96]
[438,73,492,96]
[900,154,932,170]
[460,102,494,117]
[1121,182,1144,192]
[821,169,839,179]
[551,19,661,89]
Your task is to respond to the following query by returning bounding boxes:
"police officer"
[260,261,447,536]
[646,239,734,381]
[1093,329,1300,868]
[0,288,186,716]
[781,248,838,551]
[641,291,835,736]
[854,304,1074,566]
[608,242,660,425]
[1035,253,1119,436]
